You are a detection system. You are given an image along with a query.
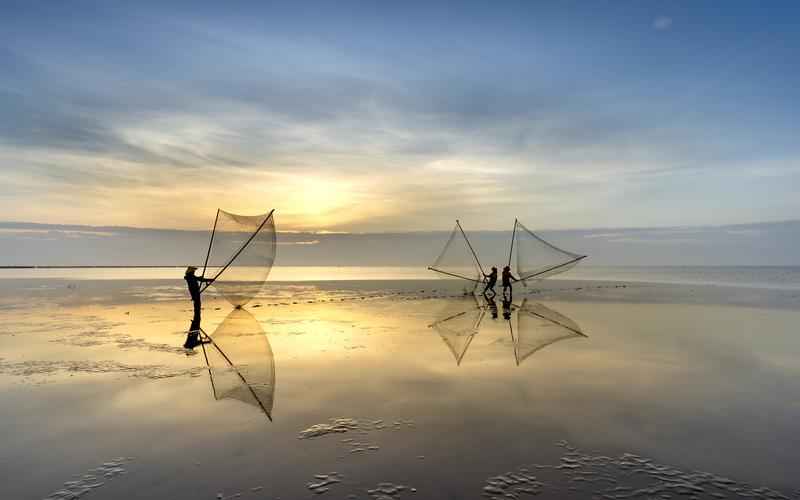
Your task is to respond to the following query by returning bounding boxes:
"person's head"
[491,266,497,272]
[503,266,510,271]
[185,266,197,276]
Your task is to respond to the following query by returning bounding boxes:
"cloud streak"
[1,2,799,231]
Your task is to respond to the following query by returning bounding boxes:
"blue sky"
[1,1,798,231]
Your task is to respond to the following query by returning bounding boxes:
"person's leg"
[193,299,201,320]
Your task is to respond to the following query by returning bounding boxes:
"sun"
[282,176,356,229]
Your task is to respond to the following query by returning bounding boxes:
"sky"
[2,1,799,232]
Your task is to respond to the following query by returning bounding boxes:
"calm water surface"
[1,280,799,499]
[3,265,800,290]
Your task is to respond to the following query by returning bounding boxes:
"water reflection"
[430,296,587,366]
[184,309,276,421]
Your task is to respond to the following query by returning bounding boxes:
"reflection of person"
[185,266,213,319]
[502,297,512,320]
[501,266,518,300]
[486,295,498,319]
[483,267,498,298]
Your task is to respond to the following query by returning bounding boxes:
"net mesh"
[512,299,585,365]
[430,296,484,365]
[202,308,275,420]
[512,220,585,282]
[429,222,483,288]
[203,209,276,307]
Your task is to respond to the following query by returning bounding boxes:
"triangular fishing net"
[429,296,484,365]
[202,209,276,307]
[511,220,585,282]
[201,308,275,420]
[429,221,484,289]
[511,299,585,365]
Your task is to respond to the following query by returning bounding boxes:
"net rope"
[202,209,276,307]
[513,220,585,281]
[201,308,275,420]
[512,299,585,365]
[429,222,483,287]
[429,296,484,365]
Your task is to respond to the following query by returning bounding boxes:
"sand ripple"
[0,358,205,380]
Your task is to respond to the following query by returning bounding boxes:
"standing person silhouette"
[483,267,498,298]
[185,266,213,320]
[501,266,518,300]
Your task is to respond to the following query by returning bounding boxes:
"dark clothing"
[185,273,212,319]
[185,274,202,301]
[183,313,210,350]
[483,270,498,298]
[501,269,517,301]
[183,314,202,349]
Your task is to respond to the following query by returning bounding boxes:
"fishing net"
[429,221,484,290]
[202,209,276,307]
[201,308,275,420]
[429,296,484,365]
[511,220,585,282]
[511,299,585,365]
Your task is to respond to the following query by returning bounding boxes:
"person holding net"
[501,265,518,300]
[185,266,214,320]
[483,266,498,298]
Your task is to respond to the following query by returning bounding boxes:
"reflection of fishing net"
[202,210,276,307]
[429,221,483,291]
[511,220,585,282]
[430,296,484,365]
[201,308,275,420]
[511,299,585,365]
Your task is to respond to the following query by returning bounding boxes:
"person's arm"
[200,276,215,284]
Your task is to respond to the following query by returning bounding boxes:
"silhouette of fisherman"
[185,266,213,320]
[483,266,498,298]
[501,266,518,300]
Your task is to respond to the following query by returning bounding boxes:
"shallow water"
[3,265,800,290]
[2,280,800,499]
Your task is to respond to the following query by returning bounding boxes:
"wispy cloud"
[1,3,798,231]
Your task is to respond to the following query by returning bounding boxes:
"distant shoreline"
[2,264,799,269]
[0,265,188,269]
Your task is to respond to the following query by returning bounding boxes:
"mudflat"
[2,278,799,500]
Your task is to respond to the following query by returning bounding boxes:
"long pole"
[427,266,482,283]
[520,255,587,282]
[507,218,517,269]
[201,209,220,280]
[456,220,485,276]
[199,331,217,399]
[201,209,275,294]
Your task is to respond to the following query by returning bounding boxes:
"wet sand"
[2,278,800,499]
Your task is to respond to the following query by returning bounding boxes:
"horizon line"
[1,217,799,236]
